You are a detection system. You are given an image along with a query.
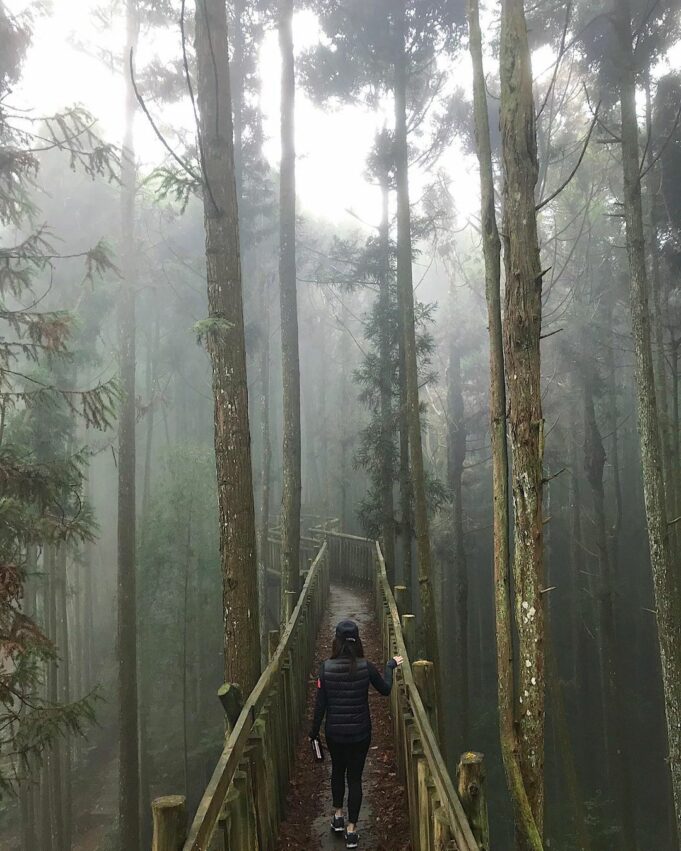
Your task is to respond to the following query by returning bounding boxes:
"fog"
[1,1,680,850]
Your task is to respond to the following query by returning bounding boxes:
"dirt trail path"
[276,584,411,851]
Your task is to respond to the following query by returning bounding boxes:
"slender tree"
[117,2,140,847]
[468,0,543,844]
[394,0,442,716]
[194,0,262,693]
[500,0,546,841]
[278,0,302,616]
[614,0,681,832]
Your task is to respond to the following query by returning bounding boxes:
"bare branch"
[536,103,600,211]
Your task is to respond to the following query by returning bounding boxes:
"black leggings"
[327,738,371,824]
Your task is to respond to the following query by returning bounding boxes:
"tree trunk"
[47,546,65,850]
[40,757,52,851]
[83,471,95,692]
[182,516,192,797]
[194,0,261,693]
[117,3,140,849]
[393,0,441,715]
[646,84,678,554]
[56,546,72,850]
[258,271,273,659]
[499,0,546,841]
[615,0,681,833]
[278,0,302,613]
[378,173,396,584]
[468,0,543,845]
[397,329,413,596]
[582,359,636,848]
[447,338,468,750]
[339,301,351,530]
[20,778,36,851]
[142,314,160,517]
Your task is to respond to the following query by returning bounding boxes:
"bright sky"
[7,0,480,232]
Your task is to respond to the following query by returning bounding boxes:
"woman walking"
[309,618,403,849]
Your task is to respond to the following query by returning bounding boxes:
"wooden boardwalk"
[275,583,411,850]
[151,533,486,851]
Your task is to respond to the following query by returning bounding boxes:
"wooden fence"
[263,534,321,628]
[152,542,329,851]
[322,530,488,851]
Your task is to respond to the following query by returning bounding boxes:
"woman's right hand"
[393,655,404,667]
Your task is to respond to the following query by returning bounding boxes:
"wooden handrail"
[373,541,480,851]
[154,530,486,851]
[309,527,370,542]
[170,543,327,851]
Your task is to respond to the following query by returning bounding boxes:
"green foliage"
[350,227,442,537]
[0,2,119,794]
[193,315,235,346]
[137,446,223,789]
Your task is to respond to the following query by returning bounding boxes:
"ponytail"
[331,635,365,674]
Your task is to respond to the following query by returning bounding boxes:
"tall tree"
[117,2,140,847]
[614,0,681,833]
[278,0,302,615]
[194,0,261,693]
[499,0,546,842]
[377,160,397,583]
[393,0,442,718]
[467,0,542,844]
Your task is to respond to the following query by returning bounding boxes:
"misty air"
[0,1,680,850]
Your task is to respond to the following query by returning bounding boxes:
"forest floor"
[276,584,412,851]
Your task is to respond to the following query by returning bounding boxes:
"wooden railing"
[320,529,488,851]
[263,534,322,628]
[152,541,329,851]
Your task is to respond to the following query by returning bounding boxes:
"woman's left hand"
[393,655,404,667]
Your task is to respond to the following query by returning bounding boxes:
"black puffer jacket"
[310,656,397,743]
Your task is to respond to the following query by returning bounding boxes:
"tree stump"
[151,795,186,851]
[457,751,490,850]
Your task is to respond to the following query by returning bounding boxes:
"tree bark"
[393,0,441,718]
[47,546,64,850]
[378,173,396,584]
[499,0,546,841]
[446,338,468,750]
[615,0,681,834]
[397,330,413,596]
[582,356,636,848]
[117,3,140,848]
[468,0,543,845]
[56,546,72,851]
[258,271,273,661]
[278,0,302,613]
[194,0,261,694]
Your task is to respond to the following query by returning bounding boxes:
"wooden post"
[284,589,297,623]
[151,795,186,851]
[401,613,416,660]
[457,751,490,850]
[218,683,243,731]
[413,660,439,738]
[269,628,280,661]
[433,806,455,850]
[394,585,408,618]
[416,756,433,850]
